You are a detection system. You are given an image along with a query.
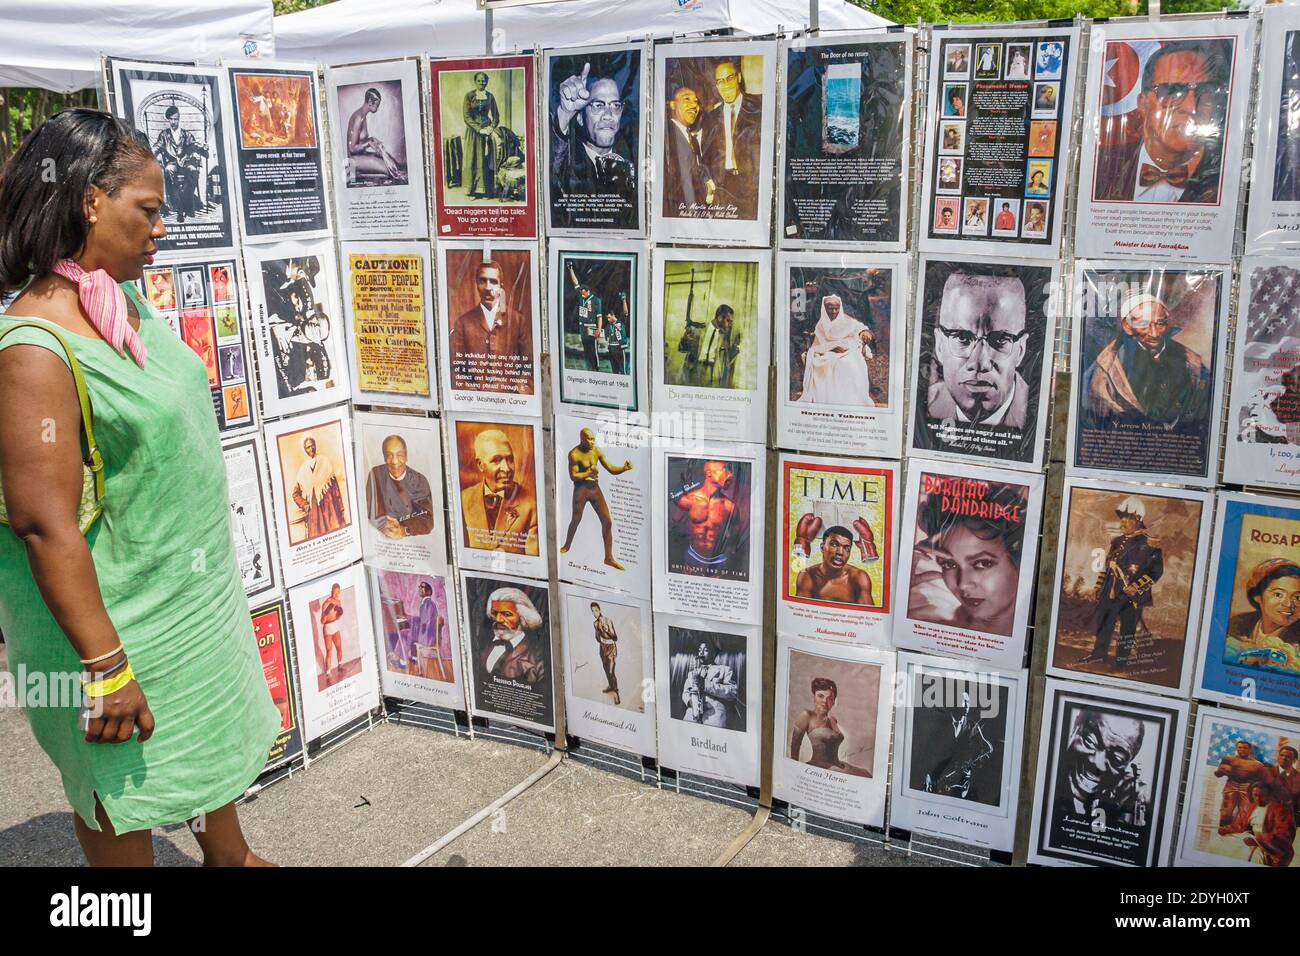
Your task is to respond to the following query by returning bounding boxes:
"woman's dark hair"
[811,676,838,698]
[0,108,155,295]
[418,581,433,596]
[917,481,1026,568]
[1246,561,1300,611]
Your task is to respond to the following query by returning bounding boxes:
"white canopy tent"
[0,0,276,93]
[275,0,892,64]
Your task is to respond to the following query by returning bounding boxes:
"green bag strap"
[0,321,105,503]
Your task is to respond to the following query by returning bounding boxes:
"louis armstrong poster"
[1246,8,1300,253]
[461,571,554,733]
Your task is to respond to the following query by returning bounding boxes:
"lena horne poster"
[1246,6,1300,254]
[461,570,555,733]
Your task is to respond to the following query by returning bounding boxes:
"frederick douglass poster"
[461,570,555,733]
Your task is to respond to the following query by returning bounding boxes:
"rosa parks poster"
[1196,492,1300,716]
[1246,9,1300,254]
[250,599,304,770]
[907,256,1057,471]
[545,43,645,236]
[775,253,907,458]
[895,463,1043,671]
[1028,679,1188,867]
[779,33,911,249]
[1047,479,1212,697]
[354,410,448,575]
[1176,706,1300,868]
[1068,264,1227,487]
[222,433,279,604]
[461,571,554,733]
[370,568,464,711]
[777,453,896,647]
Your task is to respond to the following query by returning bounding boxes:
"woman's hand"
[84,678,155,744]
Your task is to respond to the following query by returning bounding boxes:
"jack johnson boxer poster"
[1246,7,1300,254]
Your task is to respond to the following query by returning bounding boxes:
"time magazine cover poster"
[370,568,464,711]
[1245,7,1300,254]
[461,570,555,733]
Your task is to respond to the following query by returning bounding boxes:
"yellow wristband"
[83,664,135,699]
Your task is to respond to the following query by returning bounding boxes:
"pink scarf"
[52,259,148,368]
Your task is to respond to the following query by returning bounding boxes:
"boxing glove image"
[793,512,823,558]
[853,516,878,562]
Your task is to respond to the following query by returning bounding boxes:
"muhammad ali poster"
[773,635,894,827]
[778,33,911,250]
[461,570,555,733]
[1028,678,1188,867]
[1074,19,1254,262]
[544,43,646,236]
[907,255,1058,472]
[1246,8,1300,254]
[895,462,1044,672]
[777,453,897,647]
[1068,263,1228,488]
[890,652,1028,852]
[1047,479,1212,697]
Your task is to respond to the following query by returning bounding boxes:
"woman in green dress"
[0,110,280,866]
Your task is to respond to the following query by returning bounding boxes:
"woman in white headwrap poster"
[799,294,874,405]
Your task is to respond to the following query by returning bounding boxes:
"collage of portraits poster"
[250,598,304,771]
[773,635,894,827]
[544,43,645,237]
[1074,19,1254,261]
[461,571,555,733]
[369,568,464,711]
[778,33,911,250]
[222,433,279,605]
[775,252,907,458]
[919,26,1078,258]
[1246,6,1300,254]
[895,460,1043,671]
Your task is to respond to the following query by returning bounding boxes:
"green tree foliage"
[272,0,339,14]
[855,0,1236,25]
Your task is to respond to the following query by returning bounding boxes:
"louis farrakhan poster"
[1175,706,1300,868]
[370,568,464,711]
[654,612,761,787]
[1074,19,1254,261]
[222,433,279,605]
[1195,491,1300,717]
[324,58,429,240]
[1028,678,1188,867]
[907,255,1057,471]
[1047,478,1212,698]
[250,598,304,770]
[919,26,1078,258]
[559,582,655,758]
[773,635,894,827]
[890,652,1028,852]
[777,453,897,647]
[1068,263,1228,487]
[1246,6,1300,254]
[429,54,537,238]
[895,461,1044,671]
[461,570,555,733]
[775,252,907,458]
[1224,259,1300,491]
[226,63,331,242]
[652,39,776,246]
[109,59,237,256]
[779,33,911,250]
[544,42,645,236]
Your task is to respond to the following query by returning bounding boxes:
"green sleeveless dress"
[0,281,280,834]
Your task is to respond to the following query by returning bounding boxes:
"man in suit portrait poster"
[459,425,540,556]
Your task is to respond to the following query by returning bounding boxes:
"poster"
[918,26,1078,258]
[1195,492,1300,717]
[222,433,279,605]
[369,568,464,711]
[245,237,351,419]
[1246,8,1300,253]
[559,583,655,758]
[287,563,381,743]
[895,461,1043,671]
[773,635,894,827]
[890,652,1028,852]
[250,598,303,770]
[544,42,645,236]
[1074,19,1254,261]
[776,453,897,647]
[652,39,776,246]
[325,59,429,240]
[428,54,537,238]
[263,406,363,589]
[907,255,1058,471]
[651,247,770,445]
[554,414,651,600]
[437,239,541,417]
[142,256,254,434]
[447,412,548,580]
[778,33,911,249]
[353,410,448,575]
[1068,262,1228,487]
[653,612,761,787]
[1028,678,1188,867]
[461,570,554,733]
[341,240,436,411]
[226,64,331,242]
[109,59,237,257]
[1047,478,1212,697]
[651,440,766,626]
[775,252,907,457]
[1175,706,1300,868]
[1223,259,1300,491]
[549,239,648,417]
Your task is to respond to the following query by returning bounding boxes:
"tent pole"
[808,0,819,33]
[485,7,494,55]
